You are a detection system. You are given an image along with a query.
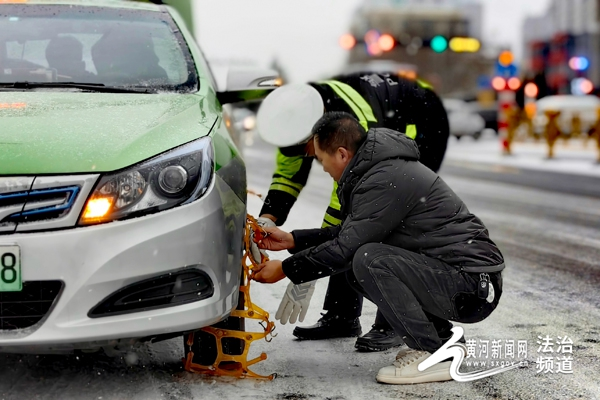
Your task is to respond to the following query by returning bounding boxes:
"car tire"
[183,268,246,366]
[183,315,246,367]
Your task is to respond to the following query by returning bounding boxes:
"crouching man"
[252,112,505,384]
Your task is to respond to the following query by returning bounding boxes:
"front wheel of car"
[183,315,246,367]
[183,268,246,367]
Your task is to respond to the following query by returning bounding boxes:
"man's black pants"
[329,243,502,353]
[323,277,394,331]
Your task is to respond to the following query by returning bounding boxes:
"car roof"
[0,0,162,12]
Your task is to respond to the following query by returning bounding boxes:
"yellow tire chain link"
[183,214,276,379]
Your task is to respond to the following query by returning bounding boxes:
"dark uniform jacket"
[281,128,504,284]
[260,72,449,225]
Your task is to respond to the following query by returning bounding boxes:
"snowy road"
[1,136,599,400]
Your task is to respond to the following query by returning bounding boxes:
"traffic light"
[491,76,522,92]
[491,76,506,91]
[430,36,448,53]
[524,82,538,98]
[571,78,594,95]
[569,56,589,71]
[449,37,480,53]
[339,33,356,50]
[507,77,521,91]
[338,33,480,55]
[378,34,395,52]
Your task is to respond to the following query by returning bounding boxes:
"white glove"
[275,280,316,325]
[250,217,276,263]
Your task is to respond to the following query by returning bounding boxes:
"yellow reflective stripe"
[320,80,377,131]
[406,124,417,140]
[272,177,303,191]
[321,182,342,227]
[269,183,300,198]
[332,81,377,123]
[275,149,304,180]
[416,79,433,90]
[327,80,377,128]
[328,182,341,210]
[323,214,342,226]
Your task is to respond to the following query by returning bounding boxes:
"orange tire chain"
[183,214,277,379]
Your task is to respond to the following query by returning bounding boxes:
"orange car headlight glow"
[81,197,114,221]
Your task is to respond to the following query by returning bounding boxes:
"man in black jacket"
[252,112,504,384]
[254,72,450,351]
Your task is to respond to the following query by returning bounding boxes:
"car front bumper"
[0,176,245,352]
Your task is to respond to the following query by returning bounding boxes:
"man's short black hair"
[311,112,367,155]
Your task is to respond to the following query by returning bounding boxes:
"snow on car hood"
[0,92,216,174]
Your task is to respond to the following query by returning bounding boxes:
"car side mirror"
[216,67,281,105]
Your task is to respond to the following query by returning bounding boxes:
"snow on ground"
[444,131,600,178]
[2,134,599,400]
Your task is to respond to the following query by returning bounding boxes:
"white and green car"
[0,0,275,353]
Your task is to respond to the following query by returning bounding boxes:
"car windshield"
[0,4,198,92]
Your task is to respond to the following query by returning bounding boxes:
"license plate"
[0,245,21,292]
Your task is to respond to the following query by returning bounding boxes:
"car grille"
[0,281,63,331]
[2,186,80,223]
[0,175,98,234]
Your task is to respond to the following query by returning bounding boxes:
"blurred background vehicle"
[231,106,257,135]
[222,104,259,149]
[442,98,486,139]
[532,95,600,135]
[470,100,499,133]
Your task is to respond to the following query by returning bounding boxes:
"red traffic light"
[524,82,538,98]
[491,76,506,91]
[507,77,521,91]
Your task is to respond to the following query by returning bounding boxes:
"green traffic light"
[431,36,448,53]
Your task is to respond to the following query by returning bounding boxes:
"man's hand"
[256,226,295,251]
[251,260,286,283]
[275,280,316,325]
[250,217,276,263]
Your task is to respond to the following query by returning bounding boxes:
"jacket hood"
[339,128,420,184]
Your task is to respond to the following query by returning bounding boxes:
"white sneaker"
[376,348,452,385]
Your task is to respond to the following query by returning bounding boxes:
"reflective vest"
[320,80,417,140]
[320,80,377,131]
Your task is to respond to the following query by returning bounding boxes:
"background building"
[522,0,600,94]
[343,0,493,96]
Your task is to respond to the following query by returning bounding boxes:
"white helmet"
[257,83,324,147]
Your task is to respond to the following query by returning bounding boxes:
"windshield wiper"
[0,81,151,94]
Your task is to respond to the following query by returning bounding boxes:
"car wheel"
[183,268,246,366]
[183,315,246,367]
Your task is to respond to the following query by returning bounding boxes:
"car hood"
[0,92,216,175]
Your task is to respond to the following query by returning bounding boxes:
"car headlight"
[79,136,214,225]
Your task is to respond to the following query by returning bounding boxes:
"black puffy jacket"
[281,128,505,284]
